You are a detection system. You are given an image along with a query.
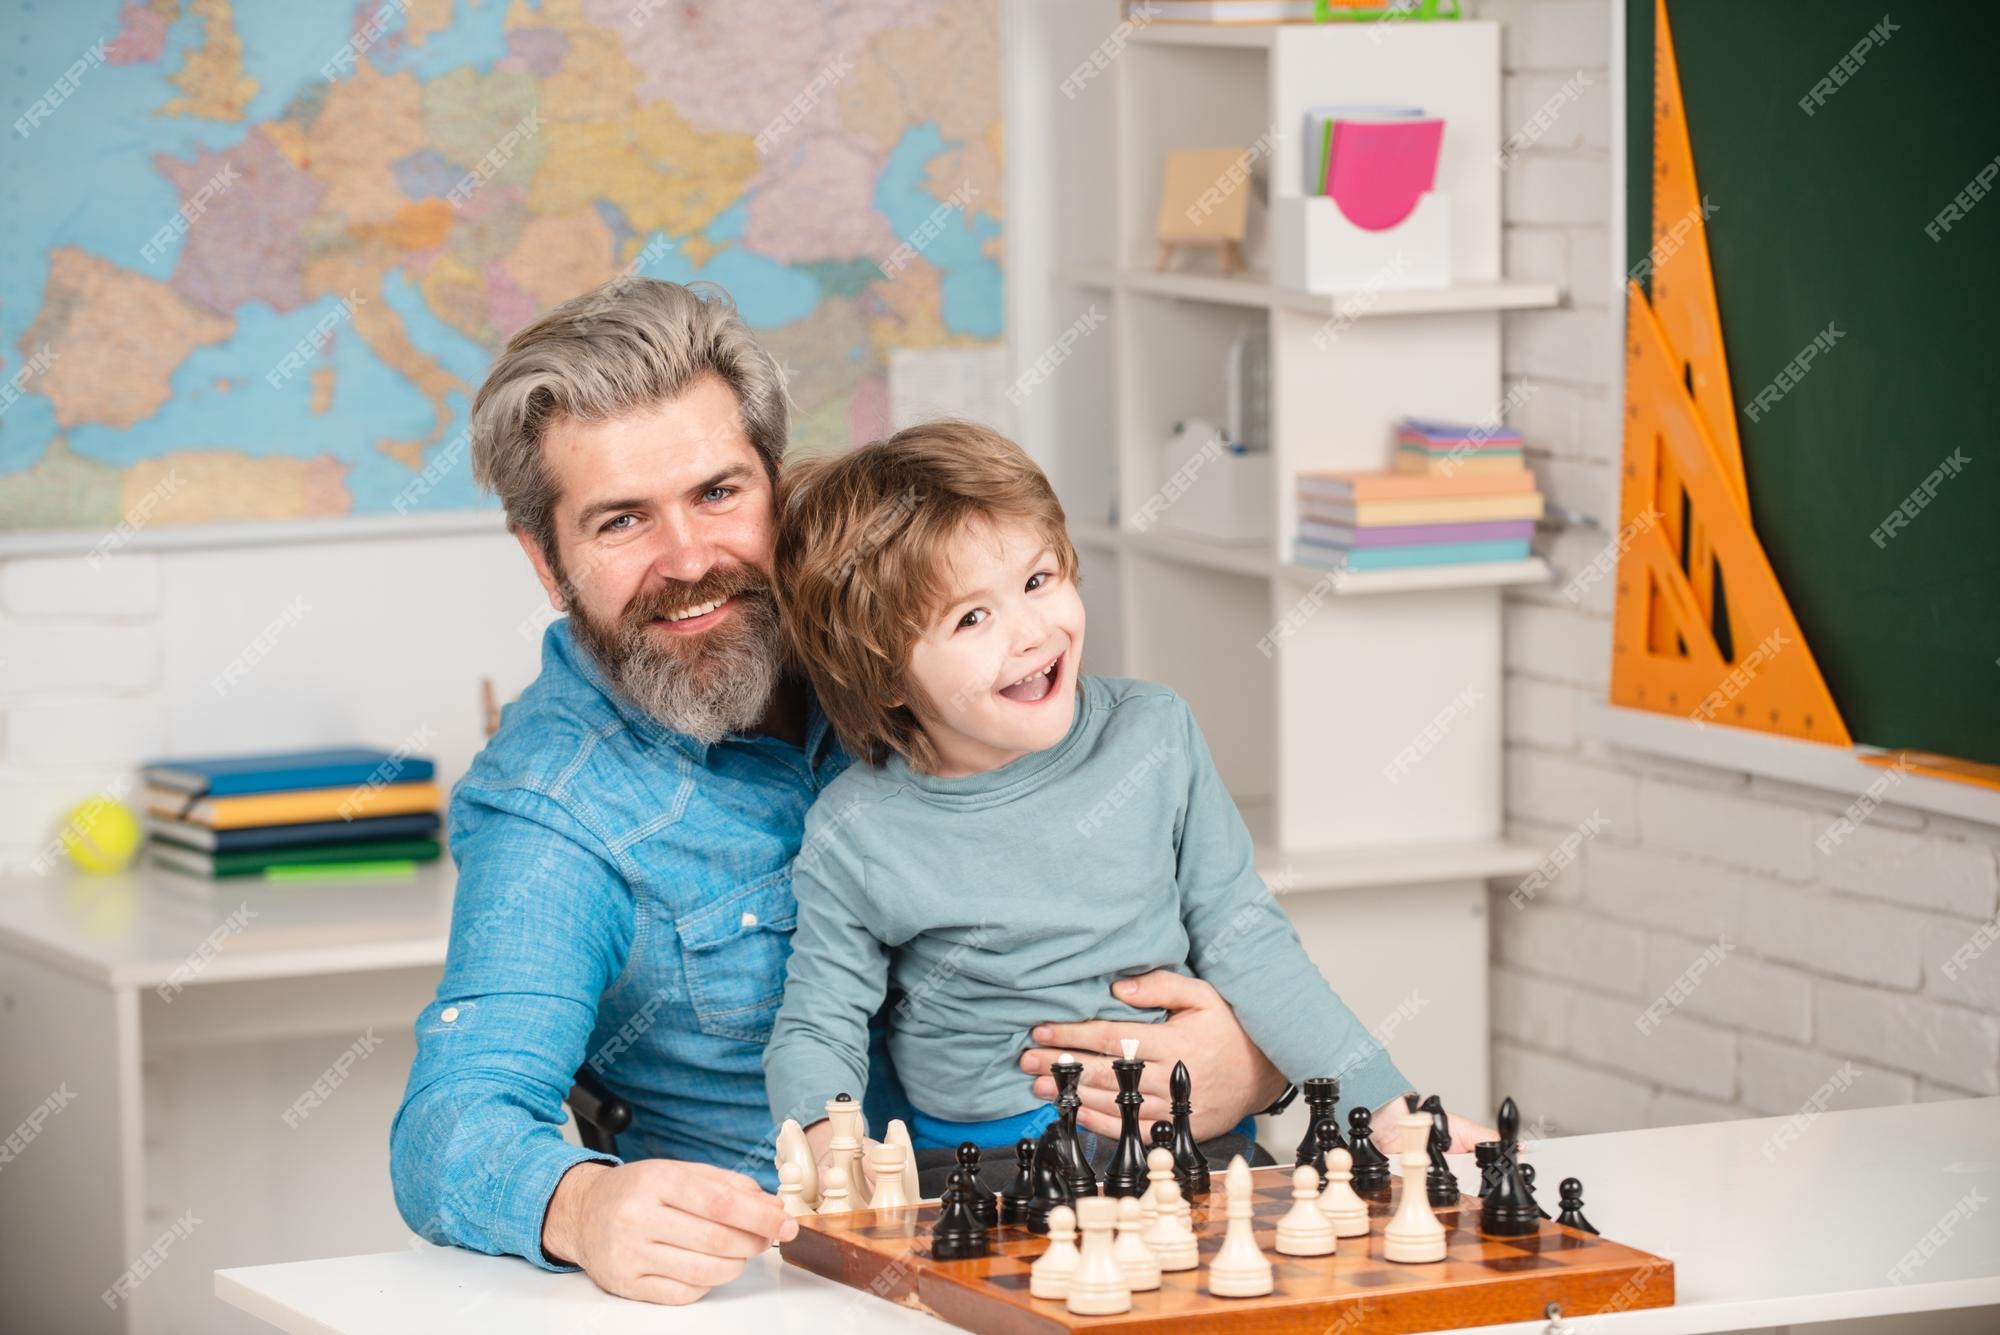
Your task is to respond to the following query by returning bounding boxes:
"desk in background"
[0,861,455,1335]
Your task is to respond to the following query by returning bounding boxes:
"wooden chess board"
[780,1166,1674,1334]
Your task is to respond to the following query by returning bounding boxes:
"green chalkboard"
[1626,1,2000,765]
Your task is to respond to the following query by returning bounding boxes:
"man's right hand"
[541,1159,797,1305]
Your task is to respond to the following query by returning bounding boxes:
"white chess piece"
[824,1096,864,1205]
[775,1118,819,1208]
[778,1161,813,1217]
[1140,1146,1172,1223]
[1142,1169,1199,1272]
[1065,1196,1133,1315]
[1275,1164,1337,1256]
[868,1140,911,1210]
[1206,1156,1274,1298]
[884,1118,922,1204]
[1318,1147,1370,1237]
[1030,1205,1080,1300]
[1112,1196,1162,1292]
[1382,1112,1446,1263]
[818,1163,854,1215]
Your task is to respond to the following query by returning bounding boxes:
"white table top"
[218,1097,2000,1335]
[0,860,455,989]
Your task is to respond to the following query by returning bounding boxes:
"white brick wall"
[1482,0,2000,1133]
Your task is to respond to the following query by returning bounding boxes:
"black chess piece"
[1346,1105,1393,1195]
[1312,1115,1345,1188]
[1419,1094,1458,1207]
[1556,1177,1599,1235]
[1102,1053,1149,1197]
[1024,1124,1073,1235]
[1051,1057,1098,1198]
[998,1136,1036,1225]
[1295,1076,1339,1166]
[1480,1096,1539,1237]
[1474,1141,1500,1199]
[930,1168,989,1259]
[1519,1162,1553,1220]
[1150,1119,1180,1187]
[1168,1060,1209,1197]
[956,1141,998,1227]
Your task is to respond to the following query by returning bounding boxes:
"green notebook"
[150,837,440,879]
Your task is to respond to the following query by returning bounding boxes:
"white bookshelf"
[1006,4,1559,1120]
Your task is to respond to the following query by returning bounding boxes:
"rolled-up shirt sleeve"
[390,781,633,1270]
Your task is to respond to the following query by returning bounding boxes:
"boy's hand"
[1368,1095,1498,1155]
[1019,971,1285,1140]
[801,1117,879,1198]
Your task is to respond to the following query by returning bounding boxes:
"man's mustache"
[621,565,773,629]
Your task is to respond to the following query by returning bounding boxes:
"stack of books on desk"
[142,747,443,879]
[1293,466,1543,571]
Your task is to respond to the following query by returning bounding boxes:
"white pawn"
[1382,1112,1446,1263]
[1275,1164,1337,1256]
[824,1096,864,1204]
[1113,1196,1161,1292]
[1206,1156,1274,1298]
[818,1163,854,1215]
[1065,1196,1132,1316]
[1318,1147,1370,1237]
[884,1118,922,1204]
[1140,1146,1173,1224]
[1143,1171,1200,1272]
[1031,1204,1081,1300]
[778,1161,813,1217]
[868,1140,911,1210]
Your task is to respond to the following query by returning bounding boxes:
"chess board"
[779,1166,1674,1334]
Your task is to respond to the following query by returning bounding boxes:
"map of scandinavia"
[0,0,1003,535]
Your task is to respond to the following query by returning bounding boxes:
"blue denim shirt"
[389,619,870,1269]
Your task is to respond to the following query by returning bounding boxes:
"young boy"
[765,421,1420,1174]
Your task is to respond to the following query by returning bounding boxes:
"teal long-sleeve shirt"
[764,675,1409,1132]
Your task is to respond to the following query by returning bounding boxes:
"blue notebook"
[1295,537,1532,570]
[146,810,444,853]
[142,746,435,796]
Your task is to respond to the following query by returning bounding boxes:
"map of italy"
[0,0,1003,534]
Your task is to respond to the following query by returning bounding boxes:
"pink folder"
[1324,117,1444,231]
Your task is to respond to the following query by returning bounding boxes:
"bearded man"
[390,279,1290,1304]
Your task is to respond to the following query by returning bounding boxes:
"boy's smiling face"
[902,516,1085,778]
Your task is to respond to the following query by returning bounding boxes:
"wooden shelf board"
[1122,524,1276,578]
[1283,556,1555,596]
[1131,22,1278,49]
[1083,267,1560,317]
[1081,523,1553,595]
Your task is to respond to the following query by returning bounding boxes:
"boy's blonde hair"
[775,421,1079,771]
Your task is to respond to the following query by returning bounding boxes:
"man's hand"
[541,1159,796,1306]
[1369,1094,1497,1155]
[1018,971,1285,1140]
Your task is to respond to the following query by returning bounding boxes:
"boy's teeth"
[663,597,725,622]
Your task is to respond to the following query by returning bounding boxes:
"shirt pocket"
[675,868,798,1043]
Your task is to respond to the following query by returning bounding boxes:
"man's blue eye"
[703,486,735,503]
[604,514,636,532]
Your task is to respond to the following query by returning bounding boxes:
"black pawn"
[1023,1124,1073,1235]
[1520,1162,1553,1220]
[1168,1060,1209,1197]
[1474,1141,1500,1199]
[1346,1105,1392,1194]
[1103,1054,1149,1197]
[1419,1094,1458,1207]
[1556,1176,1598,1235]
[1150,1120,1182,1188]
[1295,1076,1339,1166]
[956,1142,998,1227]
[1480,1096,1539,1237]
[998,1136,1037,1226]
[1051,1058,1097,1198]
[930,1169,989,1259]
[1312,1115,1344,1188]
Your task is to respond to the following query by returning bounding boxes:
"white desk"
[216,1098,2000,1335]
[0,861,456,1335]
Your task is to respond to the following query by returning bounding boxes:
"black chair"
[566,1066,631,1155]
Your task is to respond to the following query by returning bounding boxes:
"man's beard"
[564,562,782,745]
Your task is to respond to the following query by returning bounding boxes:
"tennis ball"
[59,797,144,874]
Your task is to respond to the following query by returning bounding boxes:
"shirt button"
[740,911,759,928]
[441,1007,459,1023]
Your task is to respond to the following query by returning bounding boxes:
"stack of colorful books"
[1294,466,1543,572]
[142,747,443,879]
[1393,415,1525,476]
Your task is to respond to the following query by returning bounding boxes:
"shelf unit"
[1004,4,1556,1119]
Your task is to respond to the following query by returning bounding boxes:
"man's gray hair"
[469,278,789,566]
